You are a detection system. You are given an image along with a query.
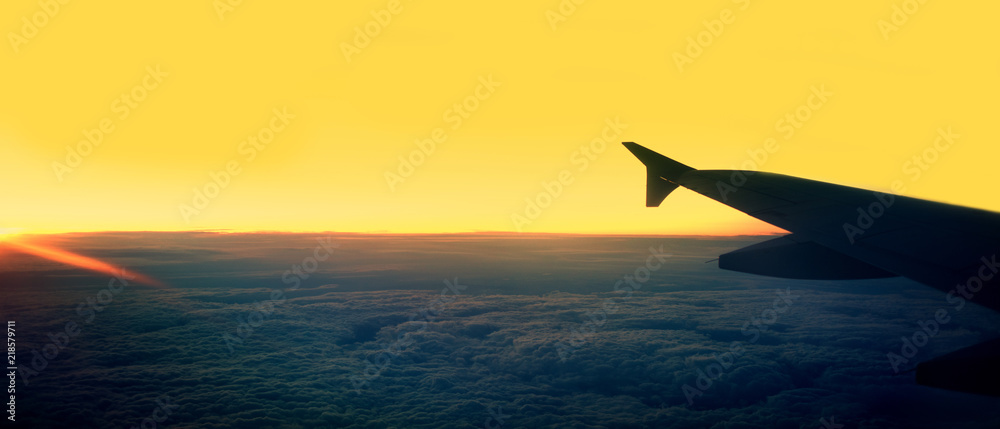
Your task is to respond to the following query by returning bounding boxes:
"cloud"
[4,233,1000,428]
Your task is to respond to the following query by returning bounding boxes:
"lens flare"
[2,236,165,288]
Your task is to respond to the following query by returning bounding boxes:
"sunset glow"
[2,236,164,287]
[2,2,997,235]
[4,3,1000,427]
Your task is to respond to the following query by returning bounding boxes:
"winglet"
[622,142,696,207]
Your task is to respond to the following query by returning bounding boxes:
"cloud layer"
[3,233,999,428]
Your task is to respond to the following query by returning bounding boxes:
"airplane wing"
[623,142,1000,396]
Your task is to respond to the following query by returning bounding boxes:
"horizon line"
[5,229,788,239]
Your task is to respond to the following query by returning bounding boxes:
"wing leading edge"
[624,141,1000,396]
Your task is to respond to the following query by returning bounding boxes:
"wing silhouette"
[624,142,1000,396]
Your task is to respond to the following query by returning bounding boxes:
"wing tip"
[621,142,695,177]
[622,142,695,207]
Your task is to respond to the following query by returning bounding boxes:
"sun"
[0,228,23,242]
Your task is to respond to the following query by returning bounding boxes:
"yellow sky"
[1,1,998,235]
